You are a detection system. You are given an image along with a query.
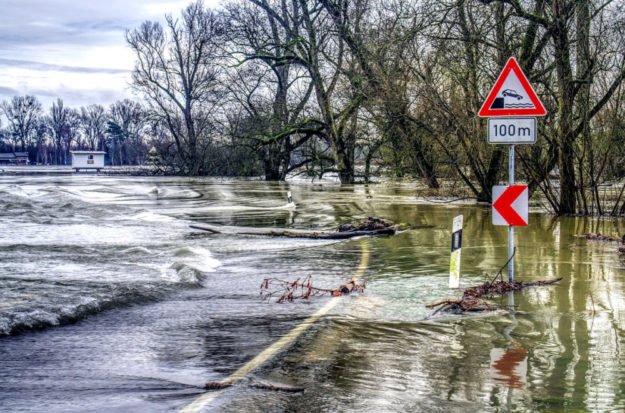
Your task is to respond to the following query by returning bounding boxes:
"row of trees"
[125,0,625,215]
[0,96,150,166]
[4,0,623,216]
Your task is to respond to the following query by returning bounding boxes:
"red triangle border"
[478,57,546,117]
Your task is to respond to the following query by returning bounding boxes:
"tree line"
[0,96,150,167]
[4,0,625,216]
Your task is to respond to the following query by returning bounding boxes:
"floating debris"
[260,275,365,303]
[426,295,497,314]
[204,381,232,390]
[578,233,625,255]
[581,233,625,243]
[337,217,403,232]
[204,381,304,392]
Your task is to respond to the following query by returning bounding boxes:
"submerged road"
[180,240,370,412]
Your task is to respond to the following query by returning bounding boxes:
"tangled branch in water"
[426,278,562,315]
[260,275,366,303]
[427,251,562,315]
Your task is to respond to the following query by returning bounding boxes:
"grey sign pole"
[508,145,515,282]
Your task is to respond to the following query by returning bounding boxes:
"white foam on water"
[59,186,125,202]
[170,246,221,274]
[121,246,153,255]
[275,202,296,210]
[121,211,176,223]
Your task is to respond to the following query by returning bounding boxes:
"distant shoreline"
[0,165,154,175]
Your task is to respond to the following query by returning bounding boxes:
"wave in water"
[0,246,221,336]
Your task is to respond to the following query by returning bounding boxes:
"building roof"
[0,152,29,159]
[70,151,106,154]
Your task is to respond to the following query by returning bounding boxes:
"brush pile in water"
[582,233,625,243]
[337,217,402,232]
[426,278,563,315]
[260,275,365,303]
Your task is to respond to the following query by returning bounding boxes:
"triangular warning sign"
[478,57,546,117]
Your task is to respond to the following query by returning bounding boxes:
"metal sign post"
[508,145,514,282]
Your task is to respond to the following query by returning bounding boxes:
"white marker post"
[449,215,463,289]
[287,191,293,204]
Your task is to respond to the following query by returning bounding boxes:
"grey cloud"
[0,85,132,109]
[0,58,129,74]
[0,86,20,96]
[30,88,131,109]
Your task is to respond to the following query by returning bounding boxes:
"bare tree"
[1,95,42,152]
[63,109,82,164]
[46,99,74,164]
[226,0,320,180]
[245,0,368,183]
[126,0,224,175]
[320,0,440,187]
[80,104,108,150]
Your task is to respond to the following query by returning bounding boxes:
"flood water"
[1,174,624,412]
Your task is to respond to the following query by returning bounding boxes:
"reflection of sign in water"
[490,346,528,389]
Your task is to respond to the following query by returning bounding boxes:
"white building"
[71,151,106,172]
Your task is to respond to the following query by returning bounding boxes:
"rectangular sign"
[449,215,463,289]
[488,118,536,144]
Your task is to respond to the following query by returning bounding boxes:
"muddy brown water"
[0,175,623,411]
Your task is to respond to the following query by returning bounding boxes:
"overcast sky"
[0,0,221,111]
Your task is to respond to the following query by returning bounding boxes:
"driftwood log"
[190,217,408,239]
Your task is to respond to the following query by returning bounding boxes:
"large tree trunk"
[335,142,355,184]
[553,1,577,215]
[265,65,290,181]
